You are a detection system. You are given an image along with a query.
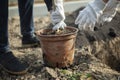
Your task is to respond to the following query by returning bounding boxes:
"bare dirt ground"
[0,7,120,80]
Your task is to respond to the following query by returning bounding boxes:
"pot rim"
[36,26,78,37]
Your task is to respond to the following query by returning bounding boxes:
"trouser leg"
[0,0,9,52]
[18,0,34,37]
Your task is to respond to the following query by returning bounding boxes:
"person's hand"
[52,21,66,30]
[99,0,120,24]
[50,0,66,31]
[75,0,105,31]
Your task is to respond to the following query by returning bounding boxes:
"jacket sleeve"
[44,0,53,11]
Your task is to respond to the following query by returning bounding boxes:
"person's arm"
[44,0,53,11]
[45,0,66,31]
[99,0,120,24]
[75,0,120,31]
[75,0,106,31]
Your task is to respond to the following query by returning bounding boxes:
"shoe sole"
[22,43,40,48]
[0,64,28,75]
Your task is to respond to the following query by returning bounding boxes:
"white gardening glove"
[75,0,105,31]
[99,0,120,24]
[50,0,66,31]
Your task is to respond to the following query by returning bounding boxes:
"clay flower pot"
[36,27,78,68]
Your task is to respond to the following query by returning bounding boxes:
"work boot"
[22,34,40,47]
[0,51,29,75]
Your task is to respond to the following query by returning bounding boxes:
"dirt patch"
[0,7,120,80]
[68,7,120,72]
[68,8,120,72]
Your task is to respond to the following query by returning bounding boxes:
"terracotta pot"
[36,27,78,68]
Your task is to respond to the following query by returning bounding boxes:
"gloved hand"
[99,0,120,24]
[52,21,66,30]
[50,0,66,31]
[75,0,105,31]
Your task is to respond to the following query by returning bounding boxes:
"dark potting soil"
[41,28,75,35]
